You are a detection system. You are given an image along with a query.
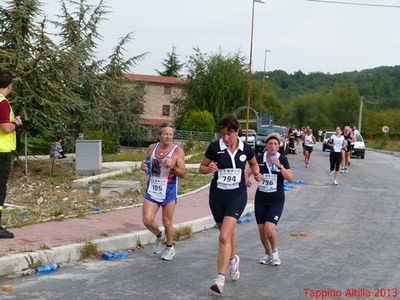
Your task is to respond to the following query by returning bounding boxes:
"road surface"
[1,145,400,300]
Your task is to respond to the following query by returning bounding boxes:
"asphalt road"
[1,145,400,300]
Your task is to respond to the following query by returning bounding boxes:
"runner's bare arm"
[172,147,186,178]
[278,164,294,182]
[199,157,218,175]
[248,157,261,182]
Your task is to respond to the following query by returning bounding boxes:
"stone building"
[123,74,185,126]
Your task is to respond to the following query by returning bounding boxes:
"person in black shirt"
[249,133,293,266]
[199,115,261,295]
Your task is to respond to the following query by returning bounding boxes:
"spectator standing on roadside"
[0,71,23,239]
[199,115,261,295]
[50,136,67,159]
[141,124,186,261]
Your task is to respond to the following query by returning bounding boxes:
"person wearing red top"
[0,71,23,238]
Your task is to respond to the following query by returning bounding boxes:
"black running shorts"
[254,191,285,225]
[209,186,247,223]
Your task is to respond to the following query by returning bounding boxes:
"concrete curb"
[0,204,254,277]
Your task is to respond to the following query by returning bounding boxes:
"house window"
[162,105,170,116]
[164,86,172,95]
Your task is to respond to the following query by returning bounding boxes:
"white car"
[240,129,256,147]
[351,134,365,159]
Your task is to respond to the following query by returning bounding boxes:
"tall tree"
[182,48,247,123]
[156,45,184,78]
[0,0,146,151]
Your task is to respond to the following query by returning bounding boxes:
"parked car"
[240,129,257,147]
[322,131,335,152]
[351,134,365,159]
[255,125,288,155]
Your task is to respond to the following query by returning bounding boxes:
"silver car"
[240,129,257,147]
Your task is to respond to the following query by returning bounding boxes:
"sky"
[40,0,400,76]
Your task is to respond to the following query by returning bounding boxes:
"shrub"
[80,241,99,259]
[179,110,215,132]
[85,130,120,154]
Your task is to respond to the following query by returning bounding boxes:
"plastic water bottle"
[35,263,59,275]
[145,157,151,176]
[102,251,129,261]
[271,152,277,172]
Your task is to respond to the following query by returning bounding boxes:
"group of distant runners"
[141,115,293,295]
[288,125,358,185]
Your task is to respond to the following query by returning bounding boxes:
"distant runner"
[326,127,345,185]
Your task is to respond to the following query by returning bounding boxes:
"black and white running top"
[205,138,255,191]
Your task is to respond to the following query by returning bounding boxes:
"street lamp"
[245,0,266,142]
[261,49,271,96]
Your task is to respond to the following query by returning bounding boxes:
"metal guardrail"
[174,130,214,141]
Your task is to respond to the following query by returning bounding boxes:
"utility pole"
[358,96,364,133]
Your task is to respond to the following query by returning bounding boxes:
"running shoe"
[340,168,345,173]
[271,249,281,266]
[259,252,272,265]
[344,167,348,173]
[153,233,166,254]
[228,254,240,280]
[0,226,14,239]
[161,245,176,261]
[333,180,338,185]
[210,277,225,294]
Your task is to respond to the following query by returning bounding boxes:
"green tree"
[0,0,82,136]
[156,45,184,78]
[0,0,146,151]
[289,92,329,129]
[178,110,215,132]
[326,83,359,127]
[182,48,247,122]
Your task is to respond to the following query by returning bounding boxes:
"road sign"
[382,125,390,133]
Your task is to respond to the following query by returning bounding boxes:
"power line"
[306,0,400,8]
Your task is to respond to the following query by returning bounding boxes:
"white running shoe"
[259,252,272,265]
[153,233,166,254]
[161,245,176,261]
[271,249,281,266]
[228,255,240,281]
[333,180,338,185]
[344,167,348,173]
[210,277,225,294]
[340,168,345,173]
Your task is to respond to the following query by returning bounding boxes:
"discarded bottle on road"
[91,206,100,212]
[35,263,59,275]
[245,211,254,218]
[102,251,129,261]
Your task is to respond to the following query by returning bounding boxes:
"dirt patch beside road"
[3,159,145,228]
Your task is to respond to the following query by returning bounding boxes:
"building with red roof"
[123,74,185,126]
